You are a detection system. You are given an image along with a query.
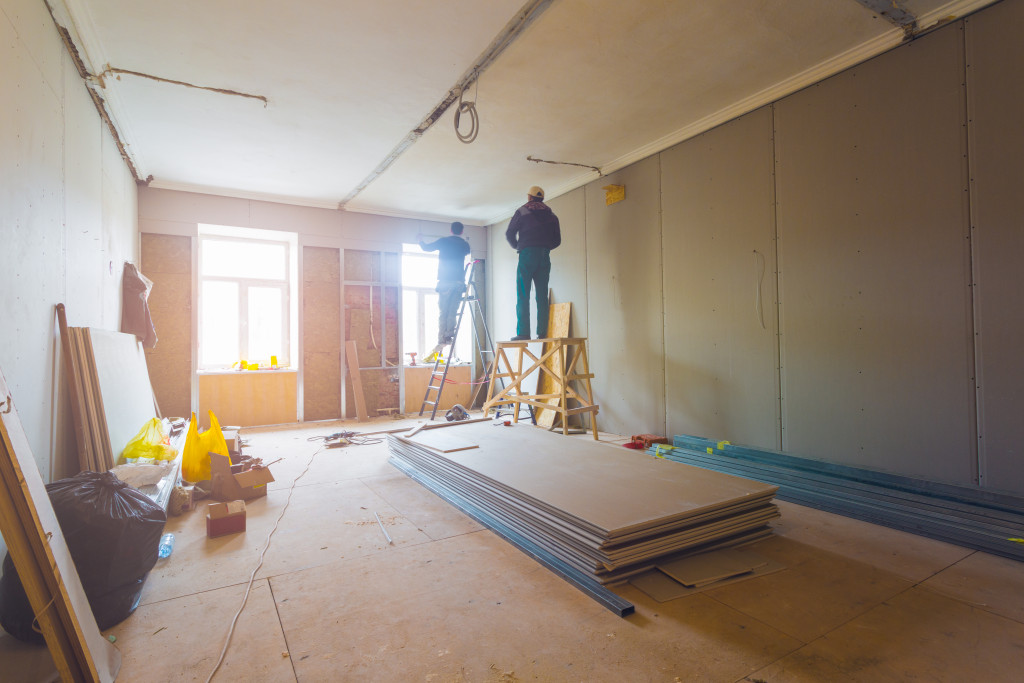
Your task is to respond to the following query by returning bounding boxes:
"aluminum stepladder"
[419,259,504,420]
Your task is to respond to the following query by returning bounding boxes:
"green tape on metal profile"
[706,447,713,454]
[1010,538,1024,544]
[717,440,731,450]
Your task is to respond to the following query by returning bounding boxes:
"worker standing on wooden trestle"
[505,185,561,341]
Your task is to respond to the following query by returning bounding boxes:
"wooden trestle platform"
[482,337,599,438]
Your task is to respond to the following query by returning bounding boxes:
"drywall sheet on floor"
[395,421,775,537]
[660,107,780,449]
[584,156,666,436]
[198,371,297,426]
[389,421,778,584]
[141,233,192,419]
[965,4,1024,496]
[773,25,974,484]
[303,246,341,421]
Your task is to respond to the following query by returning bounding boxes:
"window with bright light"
[401,243,471,363]
[198,225,297,370]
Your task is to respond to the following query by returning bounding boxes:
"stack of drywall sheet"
[388,422,779,585]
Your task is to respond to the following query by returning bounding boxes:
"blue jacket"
[506,201,561,250]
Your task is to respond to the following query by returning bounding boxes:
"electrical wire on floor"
[307,431,385,447]
[204,443,323,683]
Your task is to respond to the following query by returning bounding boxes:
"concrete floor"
[5,415,1024,681]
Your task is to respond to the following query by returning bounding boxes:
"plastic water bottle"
[158,533,175,559]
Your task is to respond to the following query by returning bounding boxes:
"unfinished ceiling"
[50,0,995,225]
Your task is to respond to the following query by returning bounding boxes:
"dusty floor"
[5,414,1024,682]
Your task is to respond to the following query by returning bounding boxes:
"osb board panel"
[304,351,340,421]
[584,155,666,436]
[349,309,382,368]
[774,25,974,484]
[965,4,1024,495]
[303,281,341,353]
[141,233,191,419]
[345,368,399,418]
[404,365,472,413]
[344,249,380,282]
[199,372,297,427]
[535,301,572,428]
[303,246,340,284]
[395,421,777,536]
[661,106,781,450]
[140,232,191,274]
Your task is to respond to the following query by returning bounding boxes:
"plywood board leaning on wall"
[0,366,121,681]
[535,300,572,428]
[140,233,192,419]
[303,246,341,421]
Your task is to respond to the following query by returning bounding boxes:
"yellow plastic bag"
[121,417,176,464]
[181,410,229,483]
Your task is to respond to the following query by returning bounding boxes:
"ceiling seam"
[337,0,556,209]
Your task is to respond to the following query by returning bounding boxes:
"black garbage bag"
[0,471,166,642]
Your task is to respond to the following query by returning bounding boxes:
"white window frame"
[197,225,298,370]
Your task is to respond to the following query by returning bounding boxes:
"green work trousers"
[516,247,551,338]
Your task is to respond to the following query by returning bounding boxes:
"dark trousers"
[437,281,465,344]
[515,247,551,338]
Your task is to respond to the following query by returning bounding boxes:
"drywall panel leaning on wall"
[773,25,974,485]
[660,106,781,450]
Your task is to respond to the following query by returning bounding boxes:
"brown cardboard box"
[209,451,275,501]
[206,500,246,538]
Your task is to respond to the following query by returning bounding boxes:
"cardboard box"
[207,500,246,538]
[209,451,275,501]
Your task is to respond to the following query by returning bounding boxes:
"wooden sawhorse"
[482,337,599,439]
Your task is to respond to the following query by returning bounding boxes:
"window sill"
[198,368,297,375]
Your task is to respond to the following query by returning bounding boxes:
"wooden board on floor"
[0,366,121,681]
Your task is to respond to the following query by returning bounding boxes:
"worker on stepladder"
[419,222,470,361]
[505,185,561,341]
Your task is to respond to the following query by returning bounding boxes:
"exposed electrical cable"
[204,443,322,682]
[526,155,602,175]
[95,67,268,107]
[753,250,767,329]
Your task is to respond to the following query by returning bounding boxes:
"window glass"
[402,253,438,289]
[201,280,239,366]
[202,240,286,280]
[248,287,283,362]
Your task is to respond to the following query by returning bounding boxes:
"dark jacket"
[506,201,561,251]
[420,235,470,283]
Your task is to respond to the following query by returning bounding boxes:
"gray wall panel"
[661,107,781,448]
[774,26,975,484]
[585,156,666,436]
[966,3,1024,493]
